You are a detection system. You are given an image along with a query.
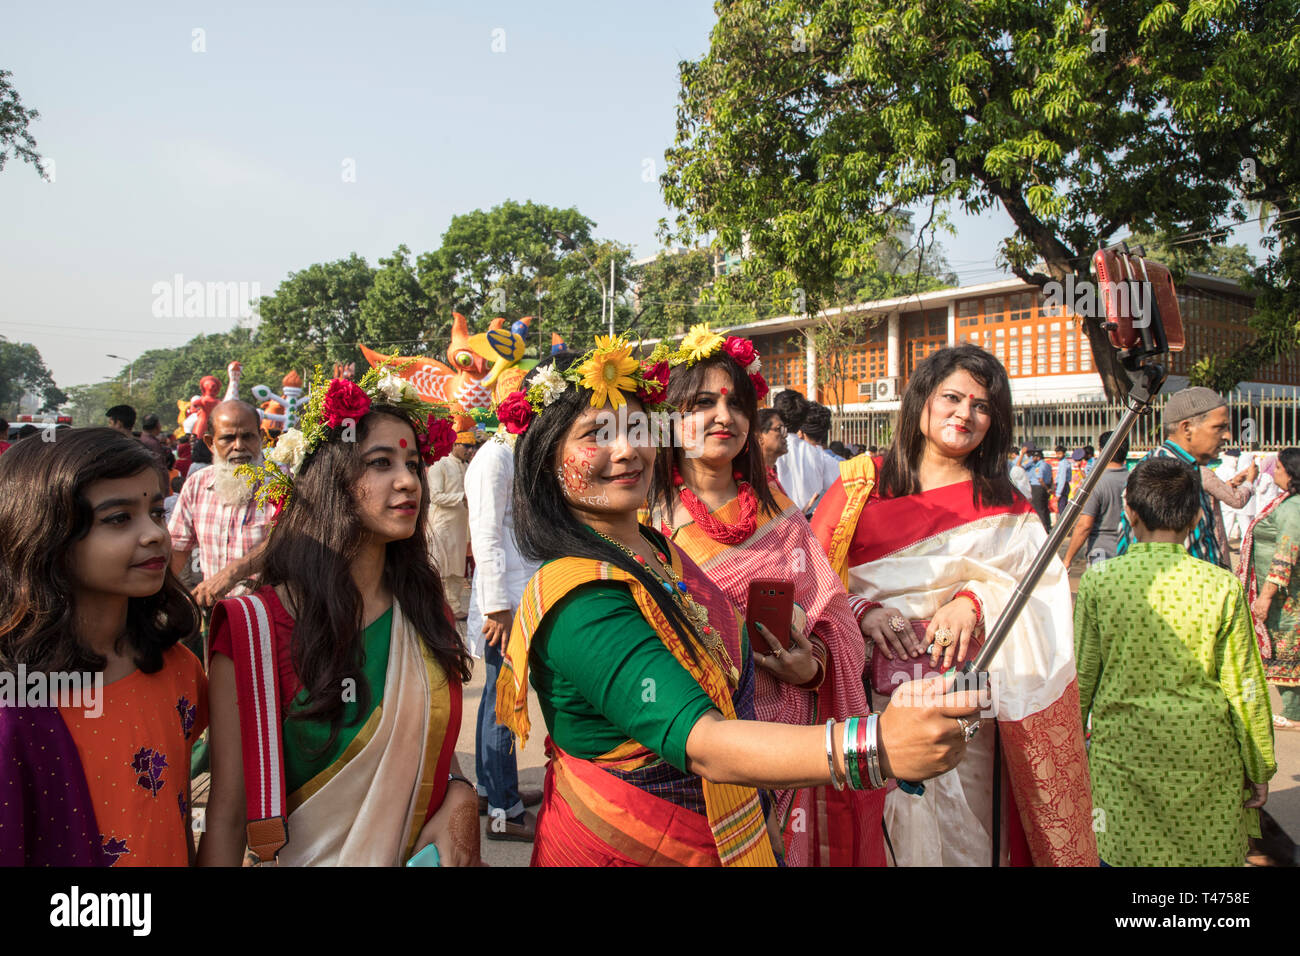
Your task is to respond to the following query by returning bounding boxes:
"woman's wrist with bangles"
[797,636,828,690]
[848,595,882,626]
[824,717,886,791]
[953,589,983,628]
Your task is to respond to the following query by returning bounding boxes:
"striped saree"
[496,546,778,867]
[667,489,886,867]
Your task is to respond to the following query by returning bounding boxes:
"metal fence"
[831,388,1300,453]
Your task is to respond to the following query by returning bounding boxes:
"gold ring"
[934,626,955,648]
[888,615,907,633]
[773,647,783,658]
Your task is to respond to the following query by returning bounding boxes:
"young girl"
[0,428,206,866]
[198,372,477,866]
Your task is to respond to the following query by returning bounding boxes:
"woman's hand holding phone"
[752,620,819,685]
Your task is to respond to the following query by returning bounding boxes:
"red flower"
[751,372,769,401]
[496,390,535,435]
[637,361,670,405]
[321,379,370,430]
[420,416,457,463]
[723,336,757,369]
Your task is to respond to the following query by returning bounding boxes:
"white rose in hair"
[267,428,307,473]
[377,372,417,404]
[747,357,761,375]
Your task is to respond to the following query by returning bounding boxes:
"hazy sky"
[1,1,1270,390]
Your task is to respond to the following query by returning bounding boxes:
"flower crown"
[495,334,675,436]
[675,323,769,400]
[238,361,455,509]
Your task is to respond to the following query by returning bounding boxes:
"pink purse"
[869,620,984,697]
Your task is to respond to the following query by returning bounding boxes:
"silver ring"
[957,717,979,742]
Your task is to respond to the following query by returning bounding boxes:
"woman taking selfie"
[199,373,477,867]
[812,344,1097,867]
[649,324,885,866]
[495,335,980,867]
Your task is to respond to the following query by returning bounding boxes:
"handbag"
[870,620,984,697]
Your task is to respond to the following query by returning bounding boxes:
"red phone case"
[1092,247,1185,352]
[746,579,794,651]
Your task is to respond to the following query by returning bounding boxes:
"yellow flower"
[579,343,639,409]
[680,323,725,364]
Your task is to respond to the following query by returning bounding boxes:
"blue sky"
[0,0,1270,389]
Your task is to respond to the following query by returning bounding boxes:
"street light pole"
[106,354,134,397]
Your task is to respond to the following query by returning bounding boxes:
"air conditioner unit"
[872,377,900,401]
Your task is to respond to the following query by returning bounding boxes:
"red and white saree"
[813,468,1097,866]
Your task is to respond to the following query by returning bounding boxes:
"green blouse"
[528,581,724,772]
[1074,542,1276,866]
[283,606,393,794]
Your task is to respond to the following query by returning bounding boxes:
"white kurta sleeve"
[465,446,512,617]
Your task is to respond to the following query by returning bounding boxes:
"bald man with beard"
[168,400,275,608]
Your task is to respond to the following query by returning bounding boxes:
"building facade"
[732,273,1294,410]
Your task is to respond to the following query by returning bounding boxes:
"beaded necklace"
[590,527,740,686]
[672,467,758,544]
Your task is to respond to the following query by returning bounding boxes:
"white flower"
[267,428,307,473]
[746,357,761,376]
[534,363,569,406]
[376,371,418,404]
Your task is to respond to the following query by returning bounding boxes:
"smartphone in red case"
[745,579,795,651]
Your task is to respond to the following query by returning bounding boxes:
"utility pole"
[106,354,134,397]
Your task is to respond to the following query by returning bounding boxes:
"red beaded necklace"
[674,466,759,544]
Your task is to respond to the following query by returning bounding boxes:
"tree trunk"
[1079,305,1133,401]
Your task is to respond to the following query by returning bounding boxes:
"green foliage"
[0,70,45,177]
[359,245,434,353]
[255,254,376,372]
[0,337,65,414]
[1126,230,1257,283]
[661,0,1300,398]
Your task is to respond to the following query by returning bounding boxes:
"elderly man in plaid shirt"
[169,400,275,608]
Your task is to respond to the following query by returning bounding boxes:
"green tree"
[0,337,65,414]
[0,70,45,177]
[418,200,609,343]
[254,254,375,371]
[1126,230,1257,283]
[359,245,435,353]
[662,0,1300,399]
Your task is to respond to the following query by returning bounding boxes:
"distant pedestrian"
[105,404,136,436]
[1063,430,1129,568]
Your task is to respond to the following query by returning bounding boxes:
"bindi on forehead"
[399,438,408,448]
[720,386,728,395]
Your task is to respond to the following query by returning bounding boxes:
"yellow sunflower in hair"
[679,323,726,364]
[579,339,639,409]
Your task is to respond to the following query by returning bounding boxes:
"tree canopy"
[661,0,1300,398]
[0,337,65,414]
[0,70,45,177]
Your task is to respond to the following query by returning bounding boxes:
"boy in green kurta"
[1075,457,1276,866]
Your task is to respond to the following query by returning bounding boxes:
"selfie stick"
[899,244,1176,796]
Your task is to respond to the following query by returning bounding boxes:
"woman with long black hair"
[199,370,477,866]
[494,335,980,866]
[812,344,1097,866]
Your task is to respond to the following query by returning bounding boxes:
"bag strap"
[224,593,289,864]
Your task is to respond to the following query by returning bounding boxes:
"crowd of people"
[0,331,1291,868]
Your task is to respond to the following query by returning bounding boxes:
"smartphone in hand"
[746,579,795,651]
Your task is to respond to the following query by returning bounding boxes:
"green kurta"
[1075,542,1277,866]
[1249,493,1300,687]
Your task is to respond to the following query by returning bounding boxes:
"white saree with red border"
[813,477,1097,866]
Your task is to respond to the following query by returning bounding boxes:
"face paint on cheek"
[557,453,594,495]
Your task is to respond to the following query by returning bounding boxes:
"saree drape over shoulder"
[667,489,885,867]
[813,470,1097,867]
[210,588,461,866]
[496,540,778,867]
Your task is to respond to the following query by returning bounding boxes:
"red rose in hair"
[723,336,757,369]
[321,379,370,429]
[496,390,535,435]
[751,372,769,401]
[420,416,457,463]
[638,361,669,405]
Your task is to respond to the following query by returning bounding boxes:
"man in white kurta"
[426,436,472,619]
[466,431,543,837]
